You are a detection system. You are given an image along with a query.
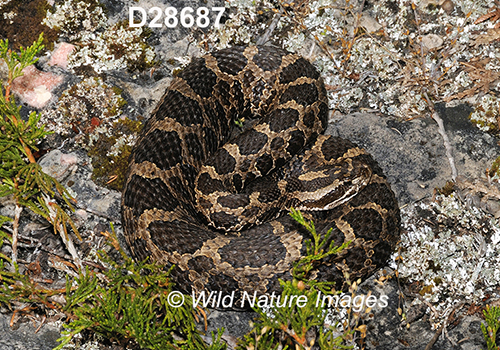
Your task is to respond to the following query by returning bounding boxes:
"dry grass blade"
[475,8,500,25]
[474,6,500,28]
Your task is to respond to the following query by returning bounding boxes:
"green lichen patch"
[88,117,143,191]
[0,0,58,51]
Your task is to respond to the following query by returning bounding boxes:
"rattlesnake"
[121,45,400,301]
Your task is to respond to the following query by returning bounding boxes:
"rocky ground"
[1,0,500,349]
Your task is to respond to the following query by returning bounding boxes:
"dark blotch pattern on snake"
[121,45,400,302]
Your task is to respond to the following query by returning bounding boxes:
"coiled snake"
[121,45,400,301]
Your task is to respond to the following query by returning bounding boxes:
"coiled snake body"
[121,45,400,300]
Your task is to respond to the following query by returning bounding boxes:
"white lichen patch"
[0,0,12,9]
[106,133,137,158]
[282,0,344,51]
[43,0,154,74]
[43,0,107,40]
[60,339,102,350]
[469,94,500,133]
[67,23,155,74]
[3,10,16,23]
[397,193,500,327]
[200,0,274,48]
[40,77,124,145]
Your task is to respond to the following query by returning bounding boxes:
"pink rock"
[48,42,75,69]
[11,65,63,109]
[60,152,78,166]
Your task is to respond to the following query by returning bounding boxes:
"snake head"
[289,159,373,211]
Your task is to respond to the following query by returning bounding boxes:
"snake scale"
[121,45,401,301]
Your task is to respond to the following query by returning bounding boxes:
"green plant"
[237,209,355,350]
[0,32,82,311]
[290,208,350,292]
[482,305,500,350]
[56,228,227,350]
[0,33,81,267]
[0,33,368,350]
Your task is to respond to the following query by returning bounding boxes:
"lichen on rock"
[469,94,500,133]
[41,77,125,138]
[67,22,155,74]
[397,191,500,327]
[42,0,107,40]
[43,1,155,74]
[40,77,142,190]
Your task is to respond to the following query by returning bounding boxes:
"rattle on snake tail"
[121,45,401,304]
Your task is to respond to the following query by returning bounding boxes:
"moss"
[469,96,500,134]
[107,93,127,117]
[489,156,500,179]
[113,21,156,72]
[88,141,131,191]
[88,117,143,191]
[118,115,143,134]
[469,111,498,133]
[436,180,455,196]
[0,0,58,51]
[172,66,186,76]
[111,85,123,96]
[419,284,433,296]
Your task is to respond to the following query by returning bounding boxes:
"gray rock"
[200,309,254,347]
[39,150,79,183]
[0,313,60,350]
[328,103,497,206]
[38,149,122,224]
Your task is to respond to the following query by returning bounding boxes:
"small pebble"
[421,34,444,50]
[11,65,63,108]
[359,14,382,33]
[441,0,454,14]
